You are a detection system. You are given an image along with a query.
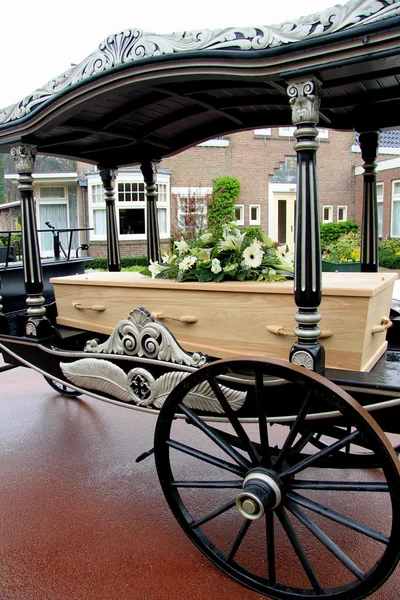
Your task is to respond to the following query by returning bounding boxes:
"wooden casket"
[51,271,398,372]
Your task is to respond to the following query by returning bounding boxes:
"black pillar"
[140,162,160,264]
[287,79,325,374]
[99,167,121,272]
[358,131,380,272]
[10,144,52,338]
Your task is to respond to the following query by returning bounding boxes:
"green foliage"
[379,239,400,253]
[142,224,294,283]
[379,249,400,269]
[207,176,241,235]
[320,221,359,249]
[322,232,361,263]
[84,256,147,270]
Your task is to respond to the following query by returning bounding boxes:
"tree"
[207,176,241,234]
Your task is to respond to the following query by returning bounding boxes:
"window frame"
[234,204,244,226]
[391,180,400,238]
[88,172,171,242]
[322,205,333,223]
[176,194,208,232]
[376,182,384,238]
[249,204,261,226]
[337,205,348,222]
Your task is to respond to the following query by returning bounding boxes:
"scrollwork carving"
[1,1,397,125]
[287,80,321,126]
[84,307,208,368]
[10,145,37,173]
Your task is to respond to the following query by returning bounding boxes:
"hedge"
[84,256,147,270]
[320,221,359,249]
[379,249,400,269]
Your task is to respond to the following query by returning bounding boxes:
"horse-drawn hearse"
[0,1,400,598]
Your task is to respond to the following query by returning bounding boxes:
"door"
[273,192,296,250]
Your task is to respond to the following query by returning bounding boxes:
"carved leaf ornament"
[60,358,246,412]
[1,1,399,124]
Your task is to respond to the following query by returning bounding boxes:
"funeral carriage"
[0,1,400,598]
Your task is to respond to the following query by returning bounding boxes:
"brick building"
[3,126,378,259]
[85,127,357,258]
[354,131,400,240]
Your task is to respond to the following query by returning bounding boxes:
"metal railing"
[0,223,93,268]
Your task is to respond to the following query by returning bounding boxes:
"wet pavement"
[0,361,399,600]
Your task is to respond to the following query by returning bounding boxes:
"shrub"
[84,256,147,270]
[379,239,400,254]
[323,232,361,263]
[379,249,400,269]
[320,221,359,250]
[207,176,241,235]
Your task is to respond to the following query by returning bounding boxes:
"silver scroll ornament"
[84,307,207,368]
[60,358,246,412]
[1,1,399,125]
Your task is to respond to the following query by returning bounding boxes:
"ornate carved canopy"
[0,0,400,166]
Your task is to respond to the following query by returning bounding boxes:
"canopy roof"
[1,0,400,166]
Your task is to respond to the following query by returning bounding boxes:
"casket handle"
[371,317,392,334]
[266,325,333,339]
[72,302,106,312]
[152,312,198,324]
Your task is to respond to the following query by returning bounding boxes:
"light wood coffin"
[51,271,397,372]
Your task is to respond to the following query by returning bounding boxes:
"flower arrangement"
[322,232,361,263]
[142,224,294,283]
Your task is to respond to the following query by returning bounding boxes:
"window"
[249,204,261,225]
[234,204,244,226]
[37,185,76,256]
[322,205,333,223]
[278,127,328,139]
[317,129,329,139]
[89,174,170,241]
[391,181,400,237]
[254,129,271,137]
[377,183,384,237]
[177,195,208,231]
[90,184,106,238]
[279,127,296,137]
[337,206,348,222]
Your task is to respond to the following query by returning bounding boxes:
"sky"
[0,0,339,109]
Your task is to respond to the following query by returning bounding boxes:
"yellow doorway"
[273,192,296,251]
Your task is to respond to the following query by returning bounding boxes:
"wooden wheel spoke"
[254,370,271,466]
[290,480,389,492]
[286,501,365,580]
[277,507,324,594]
[288,492,389,544]
[266,511,276,586]
[280,430,360,478]
[178,403,252,469]
[274,392,311,471]
[167,439,245,476]
[171,480,243,489]
[190,499,236,529]
[227,519,252,562]
[208,377,260,464]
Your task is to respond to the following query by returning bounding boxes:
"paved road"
[0,361,399,600]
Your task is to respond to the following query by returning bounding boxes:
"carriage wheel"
[43,376,82,397]
[154,358,400,600]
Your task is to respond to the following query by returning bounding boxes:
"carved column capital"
[287,79,321,126]
[140,161,160,184]
[98,166,118,192]
[10,144,37,173]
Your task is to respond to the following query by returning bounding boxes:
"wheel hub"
[236,470,282,520]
